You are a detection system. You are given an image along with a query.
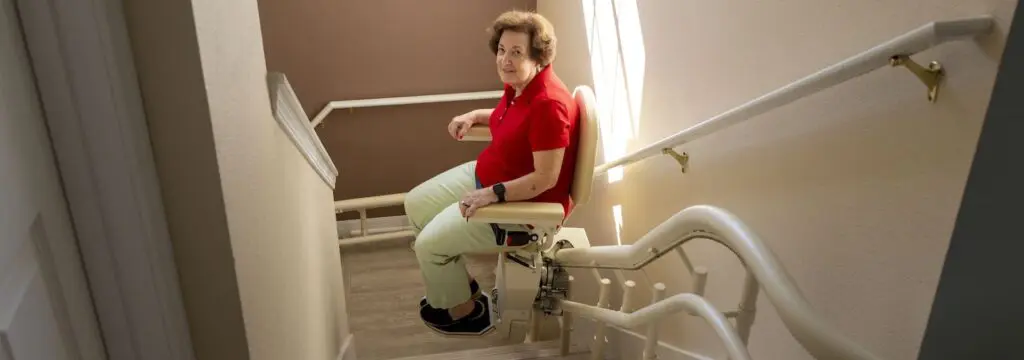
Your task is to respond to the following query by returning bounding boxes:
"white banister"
[559,275,575,356]
[553,205,882,360]
[595,16,993,175]
[620,280,637,313]
[334,193,411,246]
[692,266,708,297]
[734,271,760,344]
[561,293,752,360]
[334,192,405,213]
[589,278,613,360]
[311,90,504,127]
[644,283,668,359]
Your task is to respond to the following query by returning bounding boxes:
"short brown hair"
[487,10,557,66]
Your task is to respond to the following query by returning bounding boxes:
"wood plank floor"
[389,341,590,360]
[340,240,524,360]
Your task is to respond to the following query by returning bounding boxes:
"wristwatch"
[492,183,507,203]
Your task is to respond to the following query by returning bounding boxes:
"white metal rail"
[311,90,504,127]
[554,205,883,360]
[595,16,994,175]
[561,291,752,360]
[334,193,413,246]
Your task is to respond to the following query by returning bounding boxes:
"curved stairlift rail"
[560,293,752,360]
[594,16,993,175]
[552,205,882,360]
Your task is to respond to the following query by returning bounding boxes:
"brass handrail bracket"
[662,148,689,173]
[889,54,944,102]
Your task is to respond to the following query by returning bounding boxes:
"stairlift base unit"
[487,227,592,339]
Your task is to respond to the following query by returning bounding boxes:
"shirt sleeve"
[528,99,572,152]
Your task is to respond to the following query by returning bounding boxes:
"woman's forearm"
[499,148,564,201]
[469,108,494,125]
[499,171,558,202]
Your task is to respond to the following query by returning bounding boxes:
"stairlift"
[459,85,601,340]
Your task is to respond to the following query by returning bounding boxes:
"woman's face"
[496,30,539,89]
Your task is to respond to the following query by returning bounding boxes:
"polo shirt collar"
[504,65,554,102]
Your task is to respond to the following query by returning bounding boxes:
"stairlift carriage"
[455,85,601,340]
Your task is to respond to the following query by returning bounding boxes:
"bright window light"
[612,204,624,245]
[582,0,646,184]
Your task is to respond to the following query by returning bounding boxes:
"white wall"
[539,0,1018,359]
[124,0,350,358]
[192,0,350,358]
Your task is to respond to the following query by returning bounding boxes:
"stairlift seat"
[462,85,600,234]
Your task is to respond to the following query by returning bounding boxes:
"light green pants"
[405,161,503,309]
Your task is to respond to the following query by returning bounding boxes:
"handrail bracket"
[889,54,944,102]
[662,148,689,173]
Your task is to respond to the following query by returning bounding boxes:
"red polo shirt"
[476,66,580,219]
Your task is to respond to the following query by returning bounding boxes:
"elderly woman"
[404,10,580,336]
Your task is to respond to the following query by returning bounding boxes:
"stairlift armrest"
[468,202,564,228]
[459,125,491,141]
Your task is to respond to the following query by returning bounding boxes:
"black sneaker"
[420,279,481,308]
[420,296,494,336]
[419,301,454,326]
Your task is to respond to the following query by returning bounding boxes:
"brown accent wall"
[258,0,536,218]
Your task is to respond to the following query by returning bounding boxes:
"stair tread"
[388,341,589,360]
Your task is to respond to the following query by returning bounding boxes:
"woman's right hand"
[448,113,475,140]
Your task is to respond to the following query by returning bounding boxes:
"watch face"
[493,184,506,201]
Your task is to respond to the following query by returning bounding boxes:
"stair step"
[388,341,590,360]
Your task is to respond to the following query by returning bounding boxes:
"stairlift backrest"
[569,85,599,208]
[456,86,599,229]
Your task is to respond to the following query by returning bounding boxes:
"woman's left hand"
[460,188,499,218]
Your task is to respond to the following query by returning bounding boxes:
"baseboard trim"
[337,333,355,360]
[571,318,712,360]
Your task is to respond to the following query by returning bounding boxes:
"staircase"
[389,341,590,360]
[322,15,998,360]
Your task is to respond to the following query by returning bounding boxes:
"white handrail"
[595,16,993,175]
[334,193,405,213]
[560,294,752,360]
[311,90,504,127]
[552,205,882,360]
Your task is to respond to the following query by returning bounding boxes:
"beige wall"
[124,0,349,359]
[257,0,533,218]
[540,0,1017,359]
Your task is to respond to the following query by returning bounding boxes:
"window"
[582,0,646,183]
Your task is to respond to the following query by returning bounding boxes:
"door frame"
[15,0,195,358]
